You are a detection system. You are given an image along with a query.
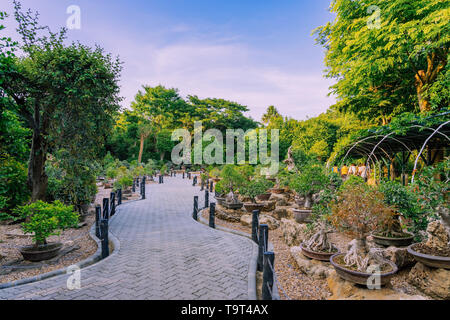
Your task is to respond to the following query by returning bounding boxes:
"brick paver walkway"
[0,176,257,300]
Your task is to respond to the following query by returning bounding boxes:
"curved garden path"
[0,176,257,300]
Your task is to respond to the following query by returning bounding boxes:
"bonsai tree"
[329,180,396,272]
[214,180,226,197]
[289,165,328,209]
[209,167,221,180]
[220,165,244,203]
[378,180,422,238]
[106,166,118,181]
[14,200,78,246]
[114,174,133,191]
[303,221,338,253]
[239,178,274,203]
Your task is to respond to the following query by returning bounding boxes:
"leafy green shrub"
[160,164,168,175]
[106,166,118,180]
[0,155,30,212]
[220,165,244,195]
[14,200,78,245]
[114,174,133,191]
[410,158,449,213]
[214,180,225,196]
[379,180,426,234]
[209,167,221,179]
[239,178,274,203]
[289,165,328,209]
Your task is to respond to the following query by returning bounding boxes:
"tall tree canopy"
[315,0,449,124]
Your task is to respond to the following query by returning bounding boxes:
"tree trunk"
[160,152,165,161]
[415,74,431,113]
[138,133,145,164]
[304,194,312,209]
[28,130,48,202]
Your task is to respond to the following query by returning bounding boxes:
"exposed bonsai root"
[304,222,336,253]
[344,239,388,272]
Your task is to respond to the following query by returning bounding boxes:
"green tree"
[315,0,448,123]
[1,3,122,201]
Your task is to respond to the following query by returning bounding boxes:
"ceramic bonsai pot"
[256,193,271,201]
[243,203,264,213]
[293,209,312,223]
[330,253,398,286]
[223,202,244,210]
[20,242,63,262]
[372,232,414,247]
[300,243,339,262]
[214,196,226,206]
[407,243,450,269]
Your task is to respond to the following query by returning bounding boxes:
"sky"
[2,0,336,122]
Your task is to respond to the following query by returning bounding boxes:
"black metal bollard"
[141,181,146,199]
[161,175,163,184]
[110,192,116,216]
[102,198,109,220]
[252,210,260,243]
[205,190,209,208]
[95,205,101,238]
[100,219,109,258]
[117,189,122,206]
[210,181,213,193]
[183,172,185,179]
[201,179,204,191]
[209,203,216,229]
[193,196,198,221]
[132,179,136,192]
[136,177,140,187]
[262,251,275,300]
[193,176,197,186]
[257,224,269,271]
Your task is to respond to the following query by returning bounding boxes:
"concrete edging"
[0,207,122,290]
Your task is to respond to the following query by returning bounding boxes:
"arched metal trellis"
[411,120,450,183]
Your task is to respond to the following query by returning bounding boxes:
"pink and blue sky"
[2,0,336,121]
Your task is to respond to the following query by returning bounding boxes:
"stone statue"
[283,146,296,172]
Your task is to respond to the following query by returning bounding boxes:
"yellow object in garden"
[341,166,349,175]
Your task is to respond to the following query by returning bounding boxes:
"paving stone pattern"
[0,176,256,300]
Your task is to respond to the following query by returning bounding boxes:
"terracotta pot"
[243,203,264,213]
[372,232,414,247]
[300,243,339,262]
[330,253,398,286]
[20,242,63,262]
[407,243,450,269]
[256,193,271,201]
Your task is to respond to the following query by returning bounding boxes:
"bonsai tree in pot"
[289,164,328,209]
[240,178,274,203]
[407,159,450,268]
[14,200,79,262]
[329,179,398,282]
[375,180,419,246]
[301,220,339,261]
[220,165,244,206]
